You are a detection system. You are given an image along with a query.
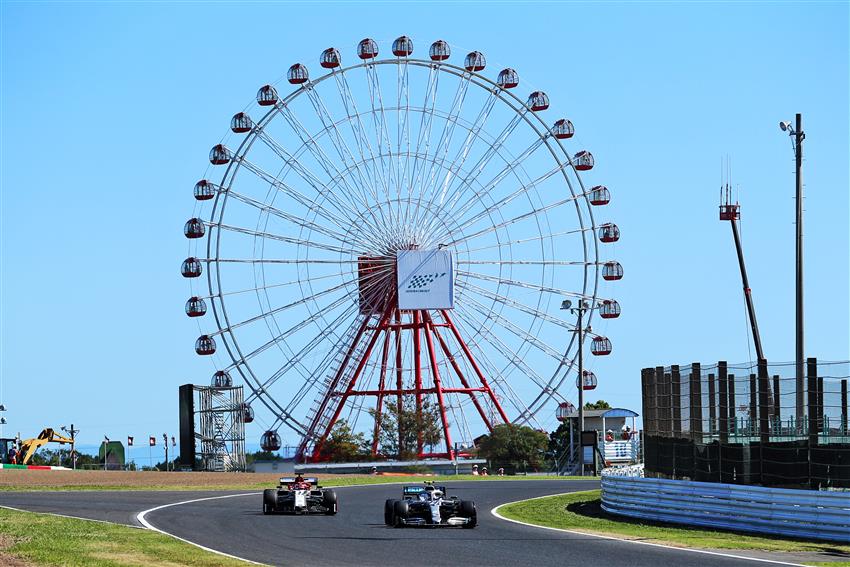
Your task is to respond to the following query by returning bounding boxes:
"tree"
[548,420,573,458]
[370,396,442,459]
[478,424,549,471]
[584,399,611,410]
[318,419,370,462]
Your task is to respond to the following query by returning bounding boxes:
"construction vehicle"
[19,428,74,465]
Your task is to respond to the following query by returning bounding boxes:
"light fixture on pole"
[780,114,806,426]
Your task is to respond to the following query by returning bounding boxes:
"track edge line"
[489,492,808,567]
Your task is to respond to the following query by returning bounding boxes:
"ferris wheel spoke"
[208,278,352,337]
[304,86,388,218]
[416,116,538,242]
[456,280,575,332]
[416,74,472,218]
[445,307,539,423]
[419,111,524,235]
[435,145,561,239]
[225,189,376,252]
[396,60,411,205]
[453,303,557,404]
[364,63,398,221]
[215,223,357,255]
[253,129,329,193]
[441,136,546,223]
[462,292,565,363]
[232,158,372,239]
[460,259,588,266]
[210,258,355,264]
[405,65,440,229]
[333,71,392,198]
[275,104,392,240]
[202,271,345,300]
[273,310,366,415]
[463,227,587,254]
[454,299,585,418]
[432,90,499,216]
[265,308,362,409]
[458,270,595,301]
[445,196,578,247]
[251,128,387,232]
[236,292,358,366]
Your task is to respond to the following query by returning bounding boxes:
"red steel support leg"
[424,311,493,431]
[413,310,424,457]
[312,302,394,459]
[423,313,454,457]
[394,309,404,454]
[371,326,392,456]
[440,309,510,425]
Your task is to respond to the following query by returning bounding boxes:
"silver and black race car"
[262,477,338,515]
[384,482,477,528]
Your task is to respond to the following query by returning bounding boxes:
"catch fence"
[641,358,850,489]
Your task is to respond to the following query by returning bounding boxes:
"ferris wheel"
[182,36,622,461]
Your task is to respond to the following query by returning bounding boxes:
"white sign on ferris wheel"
[396,249,455,310]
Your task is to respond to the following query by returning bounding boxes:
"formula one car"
[262,476,338,515]
[384,482,477,528]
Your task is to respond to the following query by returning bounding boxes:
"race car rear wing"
[279,477,319,485]
[403,485,447,495]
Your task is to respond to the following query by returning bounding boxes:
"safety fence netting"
[640,358,850,489]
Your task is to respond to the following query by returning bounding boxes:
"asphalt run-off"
[0,479,810,566]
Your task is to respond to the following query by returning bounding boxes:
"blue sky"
[1,1,847,448]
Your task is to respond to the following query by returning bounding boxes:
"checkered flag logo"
[406,272,445,290]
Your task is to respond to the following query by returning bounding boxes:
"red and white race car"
[263,476,338,515]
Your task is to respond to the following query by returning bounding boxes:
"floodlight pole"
[577,306,585,476]
[563,299,592,476]
[793,113,805,427]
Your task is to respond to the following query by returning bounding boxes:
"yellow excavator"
[19,428,74,465]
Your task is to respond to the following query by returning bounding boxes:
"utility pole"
[781,115,806,425]
[561,299,593,476]
[62,424,79,470]
[163,433,169,472]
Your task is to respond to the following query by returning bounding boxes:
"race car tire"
[323,489,338,515]
[460,500,477,528]
[263,489,277,515]
[393,500,409,528]
[384,499,397,526]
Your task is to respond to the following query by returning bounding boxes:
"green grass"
[0,474,591,492]
[0,507,247,566]
[497,490,850,562]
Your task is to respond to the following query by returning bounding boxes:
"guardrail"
[601,472,850,543]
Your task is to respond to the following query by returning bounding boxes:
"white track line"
[490,493,808,567]
[133,479,597,566]
[136,492,265,565]
[0,504,144,528]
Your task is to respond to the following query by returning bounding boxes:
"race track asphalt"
[0,480,800,566]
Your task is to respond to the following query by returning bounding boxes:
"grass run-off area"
[0,507,246,567]
[497,490,850,566]
[0,470,587,491]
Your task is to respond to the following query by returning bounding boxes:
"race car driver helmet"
[431,489,443,499]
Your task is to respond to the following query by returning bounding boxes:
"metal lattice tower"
[191,385,246,471]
